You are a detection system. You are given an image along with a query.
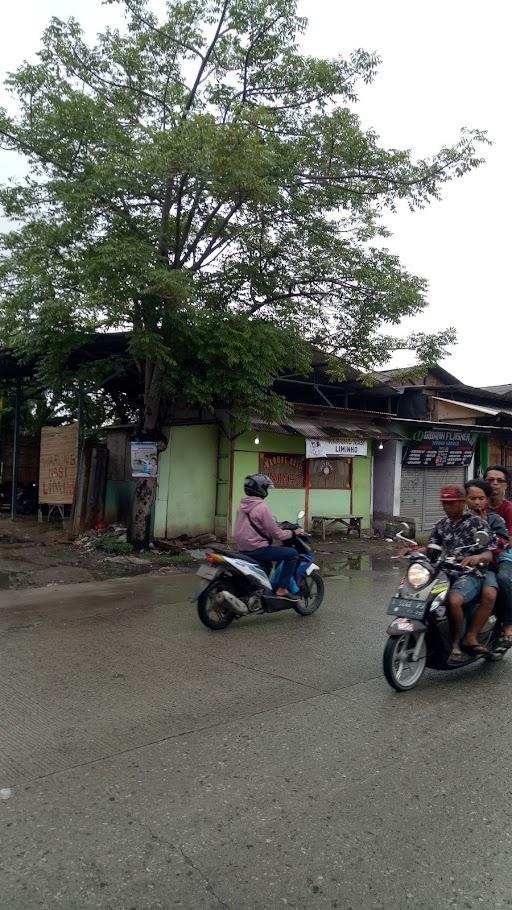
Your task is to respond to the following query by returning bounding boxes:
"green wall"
[479,436,489,473]
[229,431,372,532]
[309,489,351,518]
[352,454,372,525]
[154,425,219,539]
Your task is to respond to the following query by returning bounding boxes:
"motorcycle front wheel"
[197,578,236,631]
[383,632,427,691]
[294,571,325,616]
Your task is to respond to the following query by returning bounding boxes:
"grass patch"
[94,534,134,555]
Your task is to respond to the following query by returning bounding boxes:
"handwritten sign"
[259,453,305,489]
[39,424,78,504]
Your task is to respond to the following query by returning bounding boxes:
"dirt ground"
[0,514,395,589]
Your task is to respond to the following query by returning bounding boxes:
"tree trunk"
[130,475,157,550]
[128,358,163,550]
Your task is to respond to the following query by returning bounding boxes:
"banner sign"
[131,442,159,478]
[402,429,477,468]
[306,438,368,459]
[259,453,305,489]
[39,424,78,504]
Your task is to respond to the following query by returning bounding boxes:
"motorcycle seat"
[209,547,261,565]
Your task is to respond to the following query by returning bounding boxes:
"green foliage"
[93,533,134,555]
[0,0,488,430]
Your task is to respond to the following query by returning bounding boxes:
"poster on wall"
[402,429,477,467]
[306,438,368,458]
[39,424,78,504]
[131,441,159,477]
[259,453,305,489]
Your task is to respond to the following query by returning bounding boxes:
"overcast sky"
[0,0,509,386]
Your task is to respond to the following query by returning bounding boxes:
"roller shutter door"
[400,466,467,532]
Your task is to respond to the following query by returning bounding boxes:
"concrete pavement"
[1,561,512,909]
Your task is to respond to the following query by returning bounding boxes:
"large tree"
[0,0,486,544]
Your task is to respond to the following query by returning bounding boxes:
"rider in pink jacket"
[233,474,303,600]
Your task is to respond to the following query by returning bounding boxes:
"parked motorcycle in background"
[196,511,325,630]
[383,524,505,691]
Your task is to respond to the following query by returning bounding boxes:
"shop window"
[259,453,305,489]
[309,458,351,490]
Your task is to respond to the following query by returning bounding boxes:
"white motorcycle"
[196,511,325,630]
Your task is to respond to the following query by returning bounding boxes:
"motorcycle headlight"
[407,562,432,590]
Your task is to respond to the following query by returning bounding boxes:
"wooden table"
[310,515,363,541]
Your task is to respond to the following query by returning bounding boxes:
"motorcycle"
[0,482,39,515]
[383,524,506,692]
[196,511,324,630]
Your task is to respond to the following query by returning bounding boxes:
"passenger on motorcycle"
[483,465,512,648]
[462,479,509,654]
[426,485,496,664]
[233,474,305,601]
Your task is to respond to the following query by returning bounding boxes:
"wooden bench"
[310,515,363,541]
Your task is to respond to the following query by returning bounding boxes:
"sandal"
[495,634,512,653]
[448,649,466,665]
[461,642,491,658]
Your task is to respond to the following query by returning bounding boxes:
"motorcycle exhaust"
[216,590,249,616]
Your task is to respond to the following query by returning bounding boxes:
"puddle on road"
[318,552,399,577]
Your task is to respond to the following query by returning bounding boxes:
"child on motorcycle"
[462,479,509,655]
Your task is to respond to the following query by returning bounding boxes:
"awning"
[251,416,406,441]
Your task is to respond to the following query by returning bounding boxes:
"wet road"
[1,559,512,909]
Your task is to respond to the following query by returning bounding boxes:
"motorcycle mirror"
[426,542,443,563]
[475,530,490,548]
[297,510,305,521]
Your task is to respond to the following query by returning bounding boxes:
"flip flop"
[461,643,491,658]
[448,650,466,665]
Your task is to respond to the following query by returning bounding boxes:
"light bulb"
[254,436,260,445]
[378,442,384,450]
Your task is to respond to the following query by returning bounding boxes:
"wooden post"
[10,378,22,521]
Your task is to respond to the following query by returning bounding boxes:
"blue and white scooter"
[196,511,325,630]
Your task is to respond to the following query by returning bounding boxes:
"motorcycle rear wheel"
[197,578,236,631]
[383,632,427,691]
[294,571,324,615]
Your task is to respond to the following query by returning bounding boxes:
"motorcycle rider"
[426,485,495,664]
[233,474,305,601]
[483,465,512,648]
[462,479,509,653]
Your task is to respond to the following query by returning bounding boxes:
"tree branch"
[191,202,243,270]
[184,0,230,113]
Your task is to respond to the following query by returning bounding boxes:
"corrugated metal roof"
[251,416,406,440]
[482,384,512,396]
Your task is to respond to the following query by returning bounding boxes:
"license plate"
[387,597,426,620]
[196,565,217,581]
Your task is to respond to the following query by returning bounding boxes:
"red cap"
[440,485,465,502]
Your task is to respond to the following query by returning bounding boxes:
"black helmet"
[244,474,274,498]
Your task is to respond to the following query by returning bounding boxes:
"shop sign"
[306,438,368,458]
[402,429,477,468]
[131,441,159,477]
[259,453,305,489]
